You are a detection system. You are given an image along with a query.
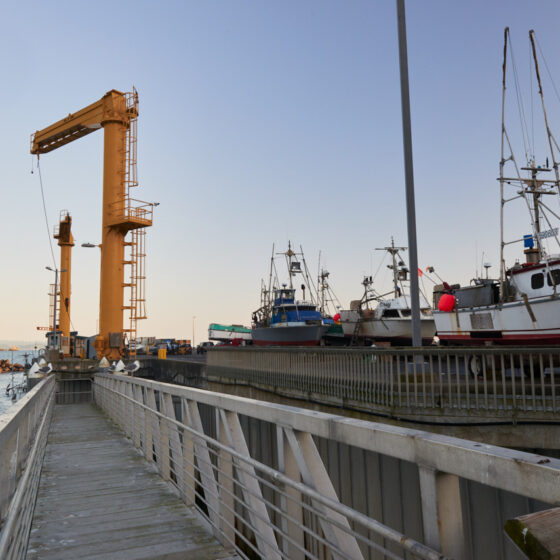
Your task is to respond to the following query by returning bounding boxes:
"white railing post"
[216,409,236,548]
[276,425,305,560]
[284,427,364,560]
[220,410,282,559]
[419,465,465,559]
[184,399,220,533]
[158,392,171,480]
[162,392,183,488]
[181,399,196,505]
[145,388,159,465]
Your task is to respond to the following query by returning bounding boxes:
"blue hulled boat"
[251,243,327,346]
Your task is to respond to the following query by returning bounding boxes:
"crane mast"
[31,89,153,359]
[53,210,74,355]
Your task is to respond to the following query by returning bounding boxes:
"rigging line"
[371,251,386,282]
[535,35,560,106]
[509,38,531,162]
[36,159,57,269]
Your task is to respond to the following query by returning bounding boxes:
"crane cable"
[34,157,57,270]
[34,157,79,335]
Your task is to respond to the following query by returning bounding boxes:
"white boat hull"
[208,329,252,342]
[434,295,560,345]
[339,310,436,345]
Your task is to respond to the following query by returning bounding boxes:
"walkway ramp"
[26,403,234,560]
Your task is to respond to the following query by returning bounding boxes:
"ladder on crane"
[121,91,148,356]
[48,283,59,333]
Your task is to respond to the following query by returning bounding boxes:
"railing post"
[162,393,183,489]
[284,427,364,560]
[220,410,282,560]
[133,385,143,449]
[419,465,465,558]
[216,409,236,549]
[145,388,158,464]
[276,425,305,560]
[184,399,220,533]
[158,392,171,481]
[181,399,196,505]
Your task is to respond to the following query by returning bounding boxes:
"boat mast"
[499,27,508,300]
[376,238,407,298]
[530,30,560,194]
[286,241,294,290]
[267,243,275,305]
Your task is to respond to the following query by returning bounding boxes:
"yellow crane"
[53,210,74,356]
[31,89,153,359]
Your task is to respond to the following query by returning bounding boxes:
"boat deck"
[26,403,235,560]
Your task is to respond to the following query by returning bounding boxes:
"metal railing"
[0,376,55,559]
[207,346,560,421]
[94,373,560,559]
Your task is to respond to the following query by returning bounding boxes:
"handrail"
[94,373,448,559]
[206,346,560,421]
[94,373,560,558]
[0,376,56,559]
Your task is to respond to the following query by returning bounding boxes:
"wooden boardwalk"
[26,403,235,560]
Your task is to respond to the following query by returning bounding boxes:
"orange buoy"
[438,293,455,312]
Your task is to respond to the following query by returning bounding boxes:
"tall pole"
[53,268,59,350]
[396,0,422,347]
[192,316,196,347]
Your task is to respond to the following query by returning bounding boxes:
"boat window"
[531,273,544,289]
[401,309,411,317]
[547,269,560,286]
[382,309,400,318]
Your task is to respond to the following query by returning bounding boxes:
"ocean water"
[0,370,27,415]
[0,347,43,416]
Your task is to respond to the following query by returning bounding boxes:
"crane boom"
[31,90,133,154]
[31,89,152,359]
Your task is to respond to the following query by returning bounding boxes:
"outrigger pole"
[396,0,421,347]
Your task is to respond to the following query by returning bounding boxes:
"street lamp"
[46,266,66,350]
[192,316,196,348]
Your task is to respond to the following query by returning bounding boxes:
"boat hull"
[252,324,327,346]
[208,329,252,342]
[339,310,436,345]
[434,295,560,345]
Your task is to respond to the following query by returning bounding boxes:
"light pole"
[396,0,421,347]
[46,266,66,350]
[192,316,196,348]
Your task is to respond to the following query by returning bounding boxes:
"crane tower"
[53,210,74,355]
[31,89,153,359]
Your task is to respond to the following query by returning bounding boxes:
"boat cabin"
[273,288,296,306]
[509,259,560,299]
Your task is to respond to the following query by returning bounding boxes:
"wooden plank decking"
[26,403,235,560]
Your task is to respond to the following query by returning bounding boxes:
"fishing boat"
[251,243,327,346]
[433,28,560,346]
[208,323,252,343]
[339,239,436,345]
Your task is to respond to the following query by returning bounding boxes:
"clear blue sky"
[2,0,560,343]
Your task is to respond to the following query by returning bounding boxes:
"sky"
[2,0,560,345]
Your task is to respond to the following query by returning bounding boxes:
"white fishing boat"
[433,28,560,346]
[339,239,436,345]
